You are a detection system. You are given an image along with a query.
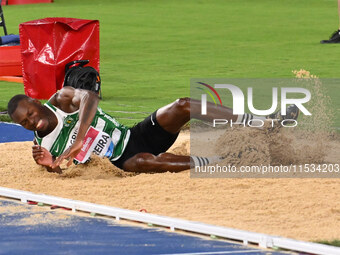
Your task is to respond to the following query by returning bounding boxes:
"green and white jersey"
[34,102,130,163]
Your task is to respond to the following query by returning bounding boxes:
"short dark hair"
[7,94,30,119]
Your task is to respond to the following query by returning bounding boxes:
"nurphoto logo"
[198,82,311,128]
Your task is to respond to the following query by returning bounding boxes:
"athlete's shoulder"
[50,87,75,103]
[48,87,77,112]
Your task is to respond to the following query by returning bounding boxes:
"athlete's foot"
[267,104,299,125]
[320,30,340,44]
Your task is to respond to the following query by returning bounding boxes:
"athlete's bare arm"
[32,144,62,174]
[32,139,62,174]
[50,87,100,168]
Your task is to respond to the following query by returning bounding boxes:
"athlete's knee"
[134,153,158,170]
[157,152,173,160]
[174,97,190,115]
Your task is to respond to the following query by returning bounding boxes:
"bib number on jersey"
[75,127,114,163]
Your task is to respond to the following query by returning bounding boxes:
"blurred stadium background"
[0,0,339,128]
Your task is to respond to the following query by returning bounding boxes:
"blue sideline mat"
[0,122,34,142]
[0,199,289,255]
[0,122,290,255]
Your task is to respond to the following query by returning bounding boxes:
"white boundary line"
[0,186,339,255]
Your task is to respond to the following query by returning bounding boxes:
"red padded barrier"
[0,45,22,76]
[19,18,99,99]
[7,0,52,5]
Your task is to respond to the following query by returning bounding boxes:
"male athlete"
[7,87,299,174]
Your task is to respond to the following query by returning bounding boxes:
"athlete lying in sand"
[7,87,299,174]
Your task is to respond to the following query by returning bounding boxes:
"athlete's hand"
[32,145,53,167]
[51,140,83,168]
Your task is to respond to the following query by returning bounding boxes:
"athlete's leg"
[157,97,299,134]
[122,152,224,173]
[156,97,238,134]
[121,97,276,172]
[123,152,191,173]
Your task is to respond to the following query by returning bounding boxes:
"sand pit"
[0,199,72,227]
[0,131,339,242]
[0,71,339,242]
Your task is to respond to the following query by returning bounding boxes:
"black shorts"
[112,111,179,170]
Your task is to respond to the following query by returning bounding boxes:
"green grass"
[317,239,340,247]
[0,0,339,128]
